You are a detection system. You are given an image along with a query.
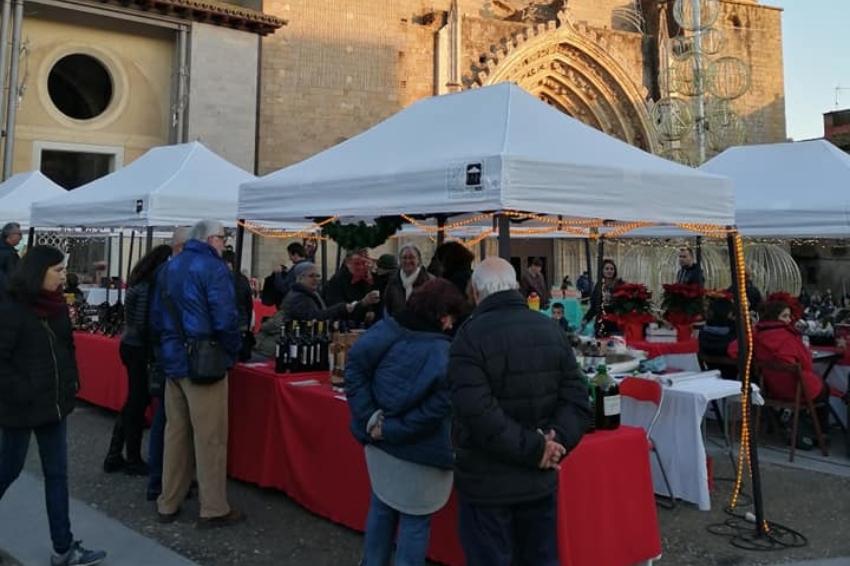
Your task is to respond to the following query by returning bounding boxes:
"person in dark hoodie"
[345,278,468,566]
[0,245,107,566]
[698,291,738,379]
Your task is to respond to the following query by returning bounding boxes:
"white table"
[81,287,122,305]
[620,374,747,511]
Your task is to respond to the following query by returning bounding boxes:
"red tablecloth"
[75,332,127,411]
[229,363,662,566]
[253,300,277,333]
[74,332,154,423]
[630,338,699,359]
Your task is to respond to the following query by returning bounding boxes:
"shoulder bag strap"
[160,265,189,348]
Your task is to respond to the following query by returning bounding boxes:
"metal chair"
[619,377,676,509]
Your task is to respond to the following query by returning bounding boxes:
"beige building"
[251,0,787,279]
[3,0,283,188]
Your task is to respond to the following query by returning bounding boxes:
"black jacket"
[0,240,19,296]
[283,283,348,324]
[234,271,254,331]
[676,264,705,287]
[448,290,590,505]
[0,300,78,428]
[122,280,152,349]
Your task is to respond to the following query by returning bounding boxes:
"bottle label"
[603,394,621,416]
[289,345,298,358]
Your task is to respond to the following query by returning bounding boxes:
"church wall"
[186,23,259,172]
[14,14,173,175]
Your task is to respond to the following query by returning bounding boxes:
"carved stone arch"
[476,22,657,153]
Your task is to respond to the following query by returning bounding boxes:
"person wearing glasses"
[0,222,22,296]
[282,262,380,324]
[149,220,244,528]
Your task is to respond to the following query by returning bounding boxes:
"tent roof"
[239,82,734,229]
[0,171,67,229]
[700,139,850,237]
[30,142,255,228]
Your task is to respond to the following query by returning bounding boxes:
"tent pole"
[146,227,154,253]
[496,213,510,261]
[126,231,135,286]
[105,235,112,290]
[320,238,328,288]
[695,235,703,266]
[234,221,245,274]
[726,230,767,536]
[478,237,486,262]
[436,215,446,246]
[26,226,34,251]
[584,237,593,290]
[117,232,124,303]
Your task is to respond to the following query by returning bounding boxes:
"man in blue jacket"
[150,219,244,528]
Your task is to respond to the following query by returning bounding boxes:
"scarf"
[399,267,421,299]
[30,289,68,319]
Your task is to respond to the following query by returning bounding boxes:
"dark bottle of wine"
[591,364,620,430]
[300,320,313,370]
[275,322,290,374]
[289,322,302,373]
[317,320,330,372]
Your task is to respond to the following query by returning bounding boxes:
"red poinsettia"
[767,292,803,320]
[661,283,704,325]
[603,282,656,325]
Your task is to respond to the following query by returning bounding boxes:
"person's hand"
[346,301,359,313]
[362,290,381,306]
[364,311,376,325]
[369,415,384,440]
[537,429,566,470]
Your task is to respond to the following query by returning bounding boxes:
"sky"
[768,0,850,140]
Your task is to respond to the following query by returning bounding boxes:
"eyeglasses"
[211,234,226,240]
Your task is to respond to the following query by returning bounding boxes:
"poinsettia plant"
[661,283,705,326]
[766,292,804,320]
[602,283,656,325]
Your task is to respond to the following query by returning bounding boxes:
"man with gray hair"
[150,219,244,527]
[448,257,589,566]
[0,222,22,295]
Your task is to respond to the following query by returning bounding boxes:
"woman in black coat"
[0,246,106,566]
[103,244,172,475]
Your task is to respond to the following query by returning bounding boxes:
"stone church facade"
[252,0,786,277]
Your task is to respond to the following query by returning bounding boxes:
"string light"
[237,218,337,240]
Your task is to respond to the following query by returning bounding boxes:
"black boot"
[124,457,148,476]
[103,420,126,473]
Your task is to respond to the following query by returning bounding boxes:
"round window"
[47,54,114,120]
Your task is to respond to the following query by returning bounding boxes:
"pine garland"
[320,216,405,250]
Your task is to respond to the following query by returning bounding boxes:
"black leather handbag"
[160,267,227,385]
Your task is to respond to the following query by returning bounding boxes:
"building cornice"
[95,0,287,35]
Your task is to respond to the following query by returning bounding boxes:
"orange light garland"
[237,217,337,240]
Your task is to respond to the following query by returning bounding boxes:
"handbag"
[160,266,228,385]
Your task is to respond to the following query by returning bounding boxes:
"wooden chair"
[752,360,829,462]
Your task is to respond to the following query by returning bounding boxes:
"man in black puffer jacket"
[448,257,590,566]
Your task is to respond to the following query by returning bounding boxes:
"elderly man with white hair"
[150,219,244,528]
[448,257,590,566]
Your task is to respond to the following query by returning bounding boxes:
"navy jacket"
[150,240,241,378]
[449,290,590,505]
[345,311,453,470]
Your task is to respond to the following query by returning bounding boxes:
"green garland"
[320,216,405,250]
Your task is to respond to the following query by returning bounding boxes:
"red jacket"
[727,321,824,402]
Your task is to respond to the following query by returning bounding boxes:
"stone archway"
[474,20,657,153]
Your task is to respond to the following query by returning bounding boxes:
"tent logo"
[466,163,482,187]
[135,199,143,213]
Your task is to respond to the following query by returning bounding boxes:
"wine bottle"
[299,320,312,370]
[289,322,301,373]
[275,322,290,373]
[316,320,329,372]
[591,364,620,430]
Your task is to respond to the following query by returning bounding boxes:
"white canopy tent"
[699,139,850,237]
[239,82,734,229]
[0,171,66,229]
[31,141,255,228]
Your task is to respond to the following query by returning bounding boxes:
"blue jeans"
[0,421,74,554]
[362,491,432,566]
[457,493,559,566]
[147,396,166,497]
